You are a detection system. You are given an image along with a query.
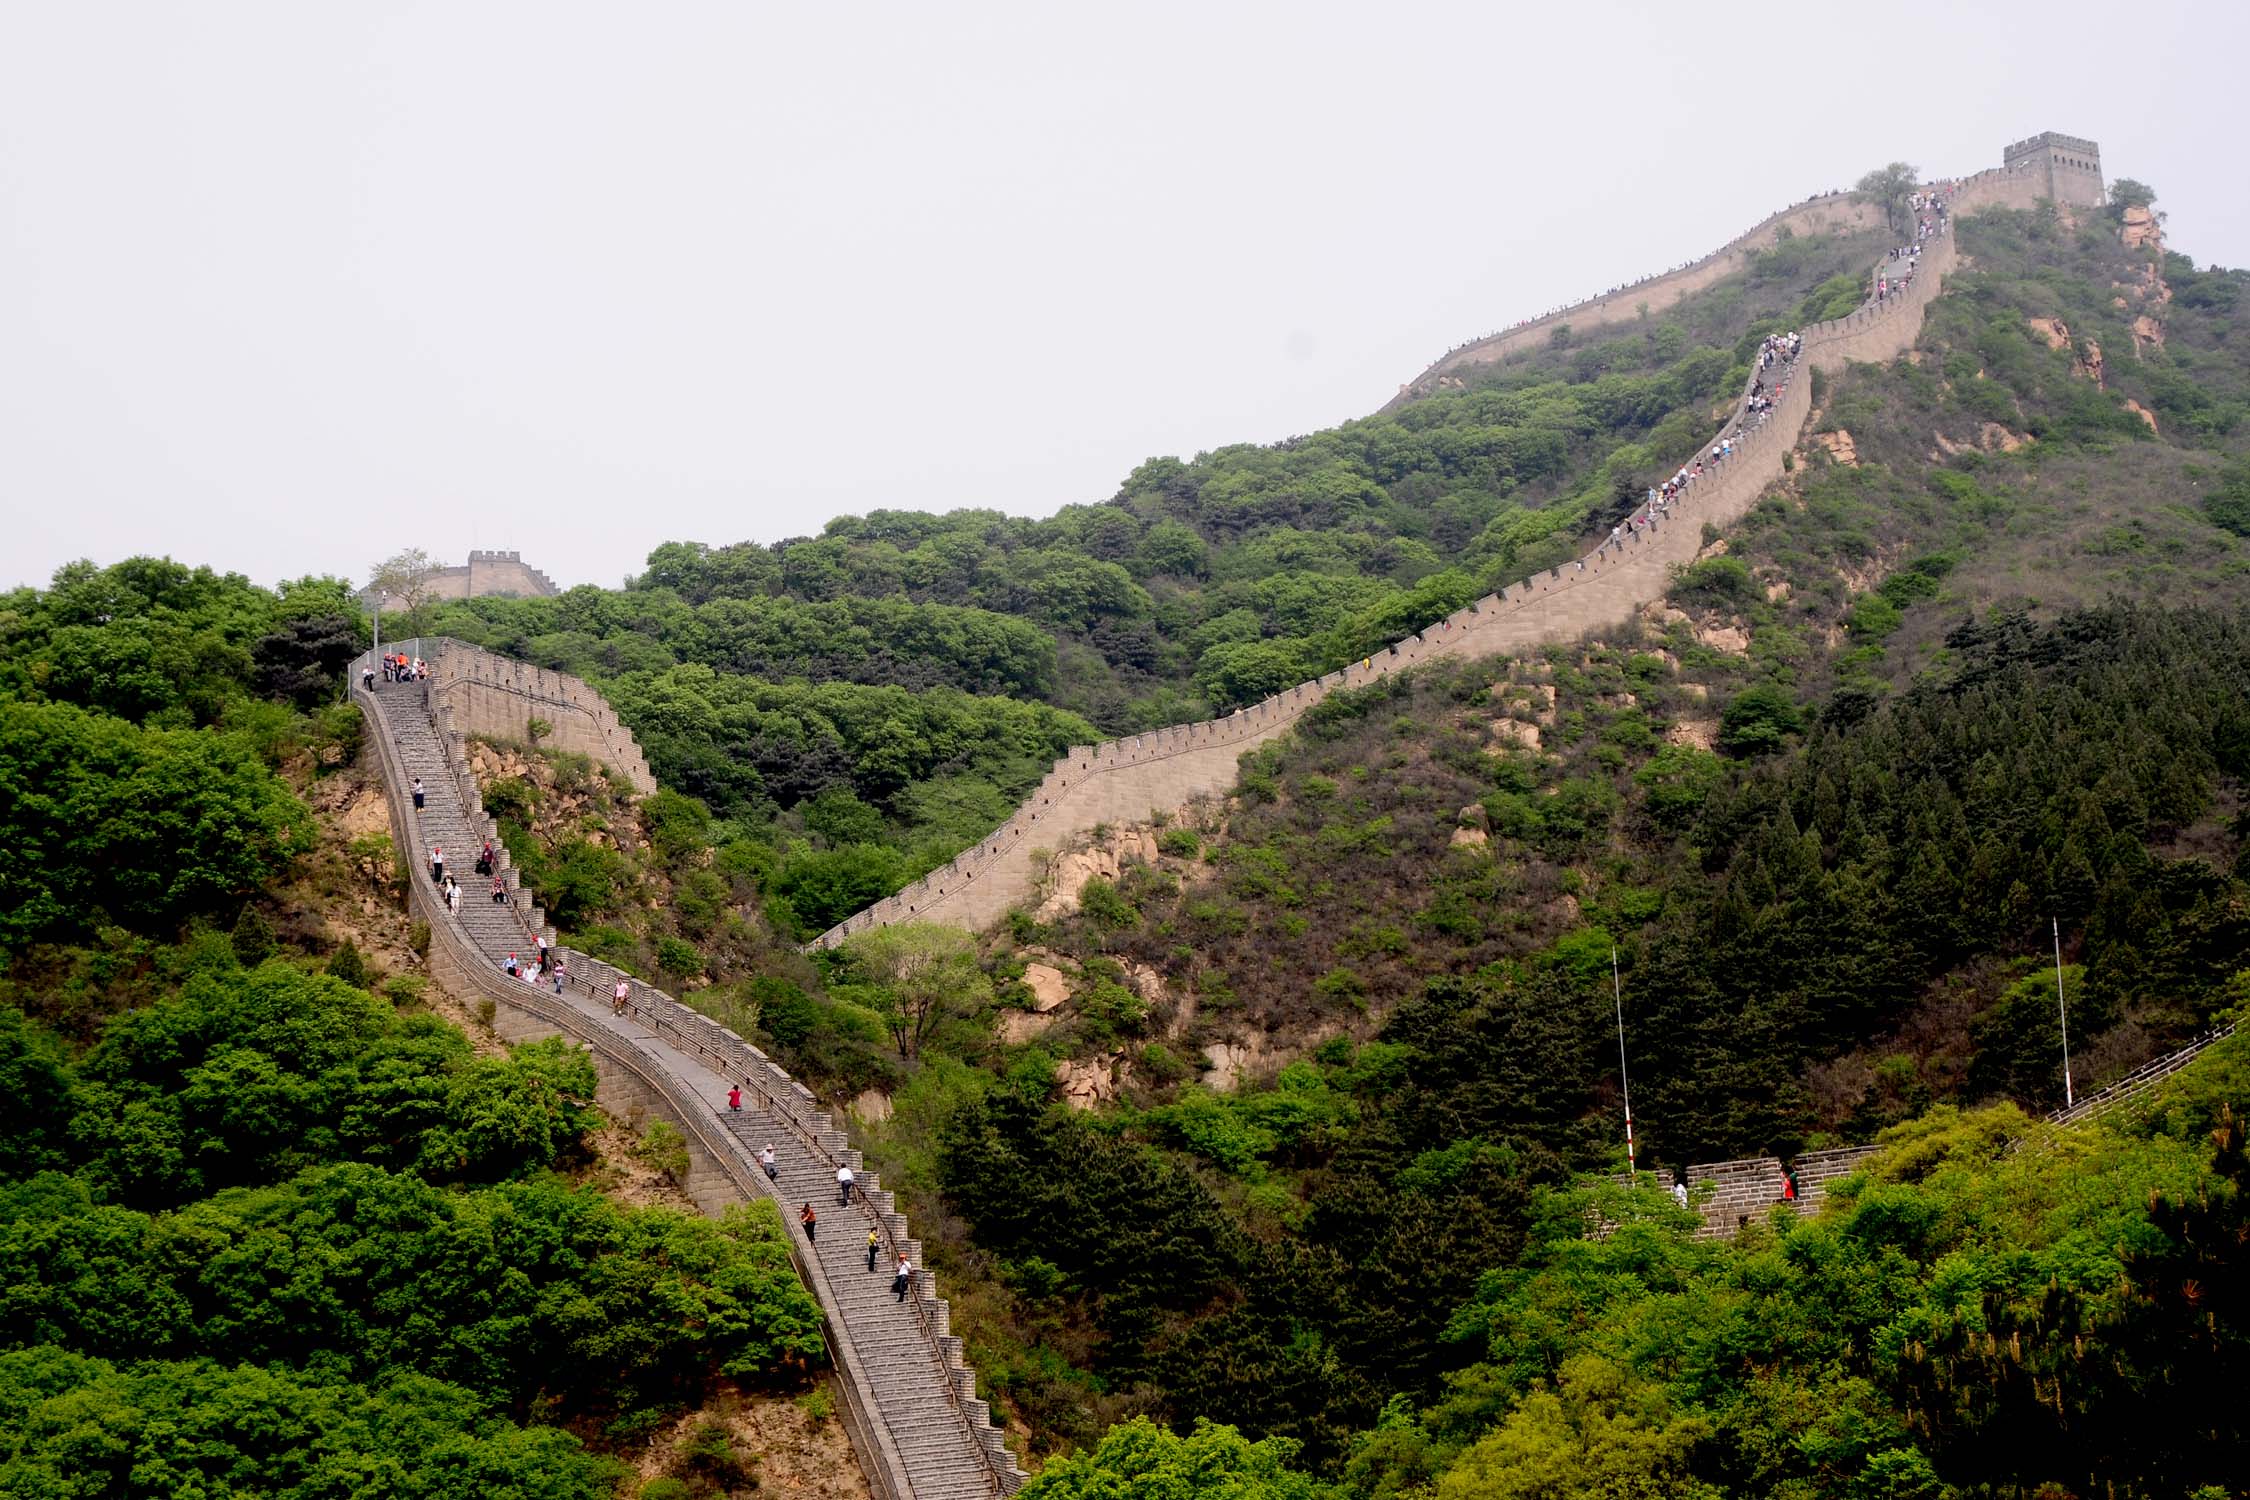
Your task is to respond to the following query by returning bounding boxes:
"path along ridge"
[813,180,2033,949]
[354,659,1025,1500]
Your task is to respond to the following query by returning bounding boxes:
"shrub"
[326,940,370,989]
[635,1121,691,1184]
[1719,683,1804,756]
[1078,878,1140,930]
[1670,556,1760,611]
[229,908,276,966]
[1158,827,1203,860]
[2207,460,2250,538]
[656,936,704,979]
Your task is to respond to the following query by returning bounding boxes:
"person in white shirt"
[893,1255,913,1303]
[760,1145,778,1181]
[837,1163,855,1206]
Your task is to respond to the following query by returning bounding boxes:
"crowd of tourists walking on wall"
[1593,328,1802,558]
[1877,191,1952,302]
[500,935,567,995]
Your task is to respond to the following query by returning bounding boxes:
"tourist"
[867,1229,881,1273]
[800,1203,817,1242]
[504,953,519,978]
[612,978,631,1016]
[411,776,425,812]
[362,665,375,692]
[727,1084,742,1112]
[1673,1177,1690,1209]
[551,956,566,994]
[893,1254,912,1303]
[837,1163,855,1207]
[491,872,508,904]
[429,846,444,884]
[761,1144,778,1180]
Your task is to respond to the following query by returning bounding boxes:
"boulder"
[1022,963,1070,1013]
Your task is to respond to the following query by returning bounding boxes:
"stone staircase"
[357,659,1022,1500]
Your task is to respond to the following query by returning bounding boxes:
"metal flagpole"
[2053,917,2074,1109]
[1613,948,1636,1179]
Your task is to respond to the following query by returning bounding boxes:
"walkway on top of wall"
[354,649,1024,1500]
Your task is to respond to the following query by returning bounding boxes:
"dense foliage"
[0,557,832,1494]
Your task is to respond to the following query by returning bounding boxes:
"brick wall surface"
[417,641,659,795]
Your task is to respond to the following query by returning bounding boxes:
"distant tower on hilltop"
[368,549,564,612]
[2002,132,2104,208]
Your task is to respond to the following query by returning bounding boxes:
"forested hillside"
[8,173,2249,1500]
[0,565,828,1496]
[809,188,2250,1494]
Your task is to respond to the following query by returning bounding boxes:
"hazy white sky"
[3,1,2242,594]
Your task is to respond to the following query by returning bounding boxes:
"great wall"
[357,642,1028,1500]
[347,136,2122,1498]
[806,139,2102,951]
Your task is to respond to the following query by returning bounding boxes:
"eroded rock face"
[2029,316,2072,351]
[2121,203,2160,250]
[1450,825,1490,848]
[1036,830,1160,921]
[1695,621,1750,654]
[1667,717,1719,751]
[2124,398,2160,434]
[999,1009,1058,1045]
[1055,1054,1124,1110]
[1021,963,1070,1013]
[2133,313,2165,353]
[1489,718,1543,751]
[2077,337,2106,389]
[1814,430,1859,466]
[849,1089,893,1124]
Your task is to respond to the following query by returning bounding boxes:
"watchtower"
[2002,132,2104,208]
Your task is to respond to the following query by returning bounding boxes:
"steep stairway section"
[355,654,1024,1500]
[815,212,1962,948]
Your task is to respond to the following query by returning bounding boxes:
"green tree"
[1856,161,1920,235]
[842,923,993,1058]
[2108,177,2158,218]
[1019,1416,1327,1500]
[367,547,444,636]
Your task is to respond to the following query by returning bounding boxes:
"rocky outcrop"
[1813,429,1859,466]
[2120,203,2160,250]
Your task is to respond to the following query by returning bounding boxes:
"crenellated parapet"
[418,641,658,796]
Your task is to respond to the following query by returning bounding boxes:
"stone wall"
[421,640,658,796]
[811,224,1963,947]
[1384,194,1887,408]
[374,550,562,610]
